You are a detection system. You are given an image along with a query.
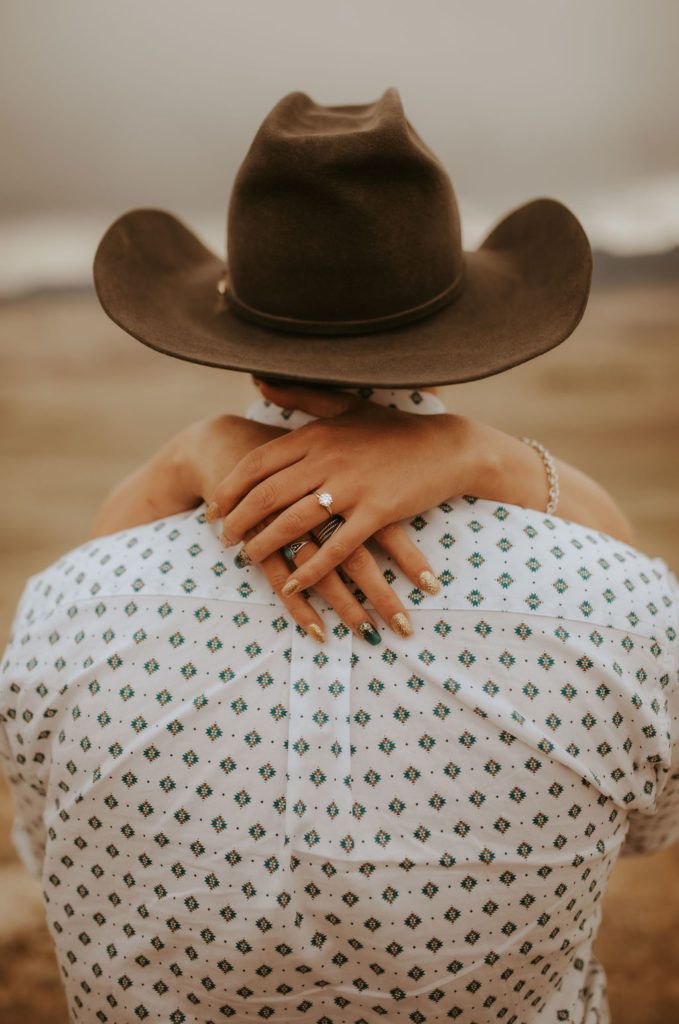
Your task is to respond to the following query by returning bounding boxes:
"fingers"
[276,515,373,596]
[239,518,326,644]
[220,463,321,546]
[287,537,382,646]
[372,522,441,595]
[234,513,436,643]
[255,379,360,418]
[339,543,414,638]
[257,550,327,644]
[234,495,330,563]
[208,430,308,520]
[286,533,413,639]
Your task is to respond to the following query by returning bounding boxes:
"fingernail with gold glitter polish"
[233,548,251,568]
[205,501,221,523]
[358,621,381,646]
[306,623,325,644]
[282,579,300,597]
[390,612,412,638]
[419,570,441,595]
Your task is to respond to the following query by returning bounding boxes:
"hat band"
[222,264,466,336]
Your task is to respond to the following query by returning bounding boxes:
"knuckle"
[255,479,277,512]
[282,596,305,617]
[374,521,401,544]
[281,506,305,535]
[212,479,231,506]
[327,537,351,563]
[333,597,359,622]
[242,527,257,543]
[241,448,263,479]
[330,448,352,473]
[342,545,371,574]
[327,458,350,484]
[268,571,289,593]
[309,420,329,441]
[244,516,272,542]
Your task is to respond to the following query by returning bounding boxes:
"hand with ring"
[281,529,387,646]
[205,382,479,608]
[232,494,428,643]
[206,378,633,608]
[91,378,634,644]
[90,410,422,645]
[234,517,387,645]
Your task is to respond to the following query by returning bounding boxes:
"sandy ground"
[0,282,678,1021]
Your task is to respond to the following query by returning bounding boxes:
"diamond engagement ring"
[315,491,335,516]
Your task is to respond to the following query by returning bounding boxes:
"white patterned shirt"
[1,387,678,1024]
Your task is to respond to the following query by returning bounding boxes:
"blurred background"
[1,1,677,1020]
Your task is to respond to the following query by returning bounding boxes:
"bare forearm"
[91,408,635,550]
[90,433,200,538]
[90,416,285,539]
[466,418,635,545]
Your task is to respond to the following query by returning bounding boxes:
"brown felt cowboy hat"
[93,88,592,388]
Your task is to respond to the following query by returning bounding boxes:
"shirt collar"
[245,386,445,429]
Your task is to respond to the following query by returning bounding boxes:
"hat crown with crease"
[225,88,465,332]
[93,87,592,387]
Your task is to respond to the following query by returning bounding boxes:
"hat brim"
[93,198,591,388]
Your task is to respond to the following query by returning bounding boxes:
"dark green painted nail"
[233,548,251,568]
[358,621,381,645]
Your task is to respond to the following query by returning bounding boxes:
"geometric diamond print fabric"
[1,389,677,1023]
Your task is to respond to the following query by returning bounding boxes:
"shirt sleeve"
[621,568,679,856]
[0,581,49,880]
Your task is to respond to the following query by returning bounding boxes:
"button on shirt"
[1,387,678,1024]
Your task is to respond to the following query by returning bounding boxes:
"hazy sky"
[1,0,678,286]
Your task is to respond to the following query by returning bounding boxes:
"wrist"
[465,420,553,510]
[437,415,505,500]
[157,420,209,504]
[471,428,516,502]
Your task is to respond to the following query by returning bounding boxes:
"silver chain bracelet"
[520,437,560,515]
